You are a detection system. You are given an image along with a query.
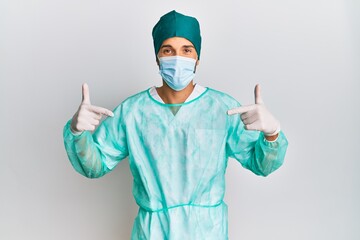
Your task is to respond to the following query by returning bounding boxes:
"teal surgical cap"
[152,10,202,59]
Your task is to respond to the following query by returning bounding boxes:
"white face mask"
[158,56,196,91]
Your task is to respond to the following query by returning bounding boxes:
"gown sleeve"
[63,104,129,178]
[226,112,288,177]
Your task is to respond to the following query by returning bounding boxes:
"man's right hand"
[70,83,114,134]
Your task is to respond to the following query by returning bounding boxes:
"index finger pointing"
[254,84,264,104]
[227,105,257,115]
[89,105,114,117]
[82,83,91,104]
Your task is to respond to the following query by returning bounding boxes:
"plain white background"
[1,0,359,239]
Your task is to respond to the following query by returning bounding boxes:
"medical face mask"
[158,56,197,91]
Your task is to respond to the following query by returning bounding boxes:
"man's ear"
[196,60,200,66]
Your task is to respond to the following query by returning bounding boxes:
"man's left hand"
[227,84,280,137]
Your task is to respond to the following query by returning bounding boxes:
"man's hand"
[70,83,114,134]
[227,84,280,137]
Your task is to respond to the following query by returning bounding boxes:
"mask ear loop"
[193,60,198,73]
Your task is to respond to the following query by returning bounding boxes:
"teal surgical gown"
[63,87,288,240]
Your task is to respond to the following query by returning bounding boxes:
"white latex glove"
[227,84,280,136]
[70,83,114,134]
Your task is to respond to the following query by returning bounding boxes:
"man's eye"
[163,49,171,54]
[184,49,193,54]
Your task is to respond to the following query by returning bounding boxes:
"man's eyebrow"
[160,44,195,48]
[160,45,173,48]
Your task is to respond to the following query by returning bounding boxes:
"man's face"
[157,37,199,65]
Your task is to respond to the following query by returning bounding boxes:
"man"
[63,10,288,240]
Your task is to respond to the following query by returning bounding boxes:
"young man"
[63,10,288,240]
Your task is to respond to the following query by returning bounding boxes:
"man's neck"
[156,81,195,104]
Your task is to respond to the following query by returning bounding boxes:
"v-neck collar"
[147,86,209,116]
[169,106,181,115]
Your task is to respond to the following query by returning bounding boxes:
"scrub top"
[63,87,288,239]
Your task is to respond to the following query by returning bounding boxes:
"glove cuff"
[264,124,281,137]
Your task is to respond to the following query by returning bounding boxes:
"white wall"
[1,0,359,239]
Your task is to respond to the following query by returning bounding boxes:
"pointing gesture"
[70,83,114,134]
[227,84,280,137]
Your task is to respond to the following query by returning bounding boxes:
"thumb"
[82,83,91,104]
[254,84,264,104]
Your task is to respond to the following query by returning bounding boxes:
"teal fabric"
[63,88,288,239]
[152,10,202,59]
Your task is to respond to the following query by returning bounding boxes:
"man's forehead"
[160,37,194,47]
